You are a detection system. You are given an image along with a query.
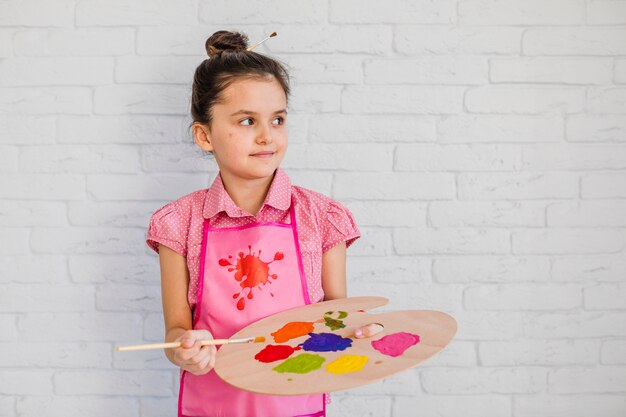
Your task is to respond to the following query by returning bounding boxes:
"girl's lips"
[251,152,275,158]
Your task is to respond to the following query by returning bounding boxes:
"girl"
[146,30,376,417]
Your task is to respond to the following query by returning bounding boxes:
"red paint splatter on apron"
[219,245,284,310]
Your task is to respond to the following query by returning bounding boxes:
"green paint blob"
[273,353,325,374]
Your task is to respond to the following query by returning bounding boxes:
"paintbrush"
[116,336,266,352]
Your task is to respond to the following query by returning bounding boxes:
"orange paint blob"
[219,245,284,310]
[271,321,315,343]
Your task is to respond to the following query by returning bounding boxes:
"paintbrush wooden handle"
[116,336,264,352]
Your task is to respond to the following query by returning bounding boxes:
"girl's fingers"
[354,323,384,339]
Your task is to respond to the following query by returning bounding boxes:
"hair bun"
[205,30,249,58]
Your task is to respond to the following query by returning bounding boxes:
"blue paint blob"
[299,332,353,352]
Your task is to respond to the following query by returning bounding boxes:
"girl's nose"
[256,124,273,144]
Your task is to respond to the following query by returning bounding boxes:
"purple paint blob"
[371,332,420,357]
[299,332,352,352]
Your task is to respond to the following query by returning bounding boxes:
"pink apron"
[178,199,326,417]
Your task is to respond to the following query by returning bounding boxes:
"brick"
[396,144,521,172]
[458,172,578,200]
[602,341,626,364]
[0,201,67,227]
[20,145,140,173]
[393,395,511,417]
[394,228,510,255]
[0,174,85,200]
[290,84,341,113]
[346,228,392,257]
[96,284,162,312]
[0,115,56,144]
[548,201,626,227]
[479,340,599,365]
[421,367,547,394]
[458,0,584,25]
[16,397,139,417]
[281,55,363,84]
[270,25,392,54]
[94,85,190,115]
[141,144,215,172]
[514,394,626,417]
[0,314,17,341]
[0,146,17,172]
[287,171,333,196]
[433,256,550,283]
[283,144,394,171]
[31,227,146,255]
[58,115,185,144]
[143,312,165,342]
[137,26,233,56]
[343,86,464,114]
[456,312,524,340]
[567,115,626,142]
[0,87,92,115]
[0,255,67,283]
[115,56,200,84]
[439,115,562,143]
[18,312,143,341]
[0,57,114,86]
[0,370,53,395]
[0,29,12,57]
[334,173,456,200]
[0,397,13,417]
[69,254,159,285]
[349,256,431,284]
[76,0,197,26]
[524,28,626,55]
[522,312,626,338]
[68,201,156,227]
[421,340,477,367]
[589,88,626,114]
[0,284,93,312]
[308,114,436,143]
[365,57,487,85]
[87,174,208,201]
[200,0,325,24]
[331,0,454,23]
[395,25,521,55]
[0,228,28,255]
[584,283,626,310]
[140,397,177,417]
[465,86,584,114]
[346,369,421,396]
[512,229,623,254]
[0,342,111,368]
[465,284,581,311]
[548,367,626,393]
[582,173,626,198]
[587,1,626,24]
[430,201,544,227]
[491,57,612,84]
[617,59,626,84]
[54,370,172,396]
[13,28,135,56]
[115,345,170,370]
[348,201,426,227]
[353,282,463,312]
[0,0,74,26]
[552,255,626,282]
[523,144,626,170]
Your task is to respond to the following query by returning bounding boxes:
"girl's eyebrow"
[230,109,288,116]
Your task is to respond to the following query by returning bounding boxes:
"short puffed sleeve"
[321,199,361,253]
[146,202,187,256]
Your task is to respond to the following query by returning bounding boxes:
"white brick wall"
[0,0,624,416]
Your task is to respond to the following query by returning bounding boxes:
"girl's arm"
[159,244,216,374]
[321,242,347,300]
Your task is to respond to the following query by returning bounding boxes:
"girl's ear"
[192,123,214,153]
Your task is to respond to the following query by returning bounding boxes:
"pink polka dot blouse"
[146,168,361,310]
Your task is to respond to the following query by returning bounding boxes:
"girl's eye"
[240,118,253,126]
[273,116,284,125]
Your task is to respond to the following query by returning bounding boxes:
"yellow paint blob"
[325,354,369,374]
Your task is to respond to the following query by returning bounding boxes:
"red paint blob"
[371,332,420,357]
[254,345,302,363]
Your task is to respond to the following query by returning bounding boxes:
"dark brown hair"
[191,30,291,129]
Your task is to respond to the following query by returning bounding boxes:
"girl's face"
[194,76,288,183]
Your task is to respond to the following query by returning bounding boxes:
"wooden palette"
[214,296,457,395]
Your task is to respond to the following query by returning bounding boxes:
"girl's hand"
[354,323,384,339]
[173,329,217,375]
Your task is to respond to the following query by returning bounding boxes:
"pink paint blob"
[371,332,420,357]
